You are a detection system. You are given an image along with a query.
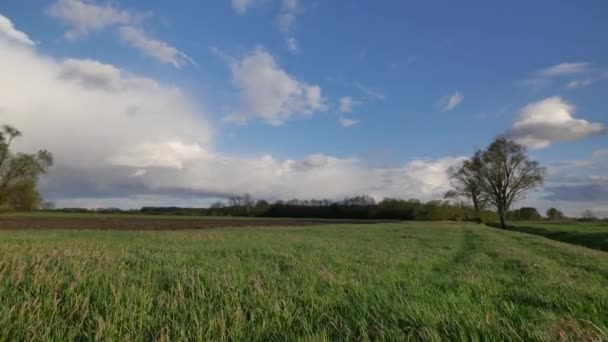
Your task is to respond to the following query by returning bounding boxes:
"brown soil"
[0,216,377,231]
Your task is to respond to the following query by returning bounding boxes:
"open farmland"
[0,220,606,340]
[0,214,383,230]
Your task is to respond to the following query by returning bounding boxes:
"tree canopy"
[445,152,488,216]
[446,139,545,229]
[0,125,53,210]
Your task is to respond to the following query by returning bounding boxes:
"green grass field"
[508,220,608,252]
[0,222,607,340]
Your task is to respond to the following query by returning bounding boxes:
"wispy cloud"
[438,92,463,111]
[49,0,133,40]
[119,26,194,68]
[522,62,592,89]
[48,0,192,68]
[278,0,302,52]
[230,0,303,52]
[566,78,593,89]
[339,116,359,128]
[537,62,590,77]
[355,83,386,101]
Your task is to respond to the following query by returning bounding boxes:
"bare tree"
[476,139,545,229]
[445,152,487,217]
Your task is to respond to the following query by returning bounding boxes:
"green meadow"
[508,220,608,252]
[0,222,606,341]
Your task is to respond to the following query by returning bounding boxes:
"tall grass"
[0,223,606,340]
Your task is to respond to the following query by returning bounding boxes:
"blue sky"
[0,1,607,215]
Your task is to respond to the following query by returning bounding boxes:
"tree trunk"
[498,207,507,229]
[472,198,480,217]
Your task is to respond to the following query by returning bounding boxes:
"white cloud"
[49,0,132,40]
[505,97,606,149]
[49,0,191,68]
[224,47,327,125]
[355,83,386,101]
[338,116,359,128]
[58,58,159,91]
[522,62,592,89]
[339,96,360,113]
[0,33,212,186]
[118,26,194,68]
[0,14,35,46]
[439,92,463,111]
[537,62,590,77]
[109,141,207,170]
[0,21,468,208]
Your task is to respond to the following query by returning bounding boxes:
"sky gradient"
[0,0,607,216]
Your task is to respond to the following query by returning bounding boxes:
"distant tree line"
[202,196,496,221]
[2,126,603,223]
[47,202,608,223]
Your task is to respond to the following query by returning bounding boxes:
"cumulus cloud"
[118,26,194,68]
[58,58,159,91]
[49,0,133,39]
[0,19,467,208]
[504,97,606,149]
[0,14,35,46]
[224,47,327,125]
[0,31,212,189]
[108,141,208,170]
[438,92,463,111]
[338,116,359,128]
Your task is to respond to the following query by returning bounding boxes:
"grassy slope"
[508,221,608,252]
[0,222,606,340]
